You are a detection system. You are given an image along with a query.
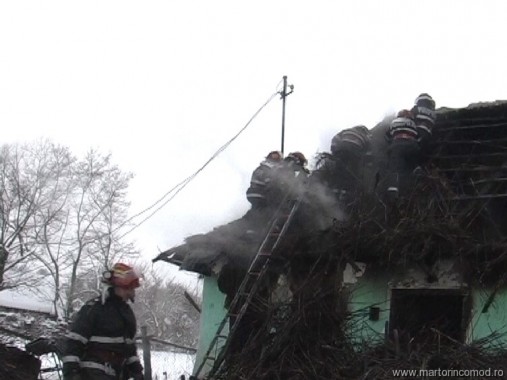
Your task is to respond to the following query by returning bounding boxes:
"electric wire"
[117,90,280,239]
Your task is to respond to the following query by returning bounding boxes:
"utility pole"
[279,75,294,155]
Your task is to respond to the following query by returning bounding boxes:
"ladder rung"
[194,196,304,379]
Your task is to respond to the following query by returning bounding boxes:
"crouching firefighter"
[386,109,420,200]
[329,125,371,202]
[246,150,284,210]
[62,263,144,380]
[411,93,436,158]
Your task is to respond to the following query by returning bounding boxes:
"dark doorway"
[389,288,470,343]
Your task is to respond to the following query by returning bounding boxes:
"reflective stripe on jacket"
[331,127,371,155]
[388,116,418,141]
[61,288,143,378]
[246,160,280,203]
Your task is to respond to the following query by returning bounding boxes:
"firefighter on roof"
[319,125,371,202]
[283,151,310,176]
[61,263,144,380]
[386,109,420,199]
[330,125,371,160]
[411,93,437,155]
[271,151,309,202]
[246,150,284,209]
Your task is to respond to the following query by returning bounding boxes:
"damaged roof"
[153,100,507,275]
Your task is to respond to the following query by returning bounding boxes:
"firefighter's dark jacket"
[246,160,280,205]
[62,288,143,377]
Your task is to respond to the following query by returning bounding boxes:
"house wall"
[194,265,507,372]
[470,288,507,343]
[349,266,507,345]
[347,273,390,345]
[193,275,229,376]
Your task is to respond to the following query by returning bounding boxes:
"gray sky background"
[1,1,507,286]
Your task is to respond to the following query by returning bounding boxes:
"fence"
[139,326,197,380]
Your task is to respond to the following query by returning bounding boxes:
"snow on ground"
[36,350,195,380]
[142,350,195,380]
[1,289,195,379]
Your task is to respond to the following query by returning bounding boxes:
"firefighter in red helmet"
[62,263,144,380]
[284,151,309,174]
[275,151,309,201]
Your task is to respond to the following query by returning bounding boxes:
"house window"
[388,288,470,343]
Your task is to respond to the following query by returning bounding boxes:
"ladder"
[193,192,304,379]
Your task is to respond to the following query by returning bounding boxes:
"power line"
[117,90,279,239]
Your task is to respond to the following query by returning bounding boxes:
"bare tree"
[0,141,139,318]
[0,141,73,293]
[63,149,137,317]
[132,265,200,348]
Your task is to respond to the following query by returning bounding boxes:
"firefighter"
[386,109,420,199]
[271,151,309,203]
[330,125,371,160]
[411,93,436,156]
[328,125,371,201]
[62,263,144,380]
[283,151,310,177]
[246,150,284,209]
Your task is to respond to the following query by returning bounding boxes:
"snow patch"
[0,289,54,314]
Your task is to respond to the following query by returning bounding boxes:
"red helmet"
[266,150,283,161]
[286,151,307,166]
[102,263,142,289]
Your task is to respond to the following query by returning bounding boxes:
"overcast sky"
[1,1,507,286]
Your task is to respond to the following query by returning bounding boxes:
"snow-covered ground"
[1,289,196,379]
[37,350,195,380]
[142,350,195,380]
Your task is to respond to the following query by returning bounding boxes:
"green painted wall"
[469,288,507,343]
[193,271,507,373]
[347,274,390,345]
[349,276,507,345]
[193,275,229,376]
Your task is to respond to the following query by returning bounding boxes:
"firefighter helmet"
[396,109,414,119]
[102,263,142,289]
[352,125,370,136]
[265,150,283,161]
[286,151,308,166]
[414,93,436,110]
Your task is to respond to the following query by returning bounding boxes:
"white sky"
[2,1,507,286]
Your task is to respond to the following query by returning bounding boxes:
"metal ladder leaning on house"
[193,190,305,379]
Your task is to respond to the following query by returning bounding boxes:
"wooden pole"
[141,325,152,380]
[184,291,201,313]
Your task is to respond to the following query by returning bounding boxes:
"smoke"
[304,178,348,230]
[160,114,399,274]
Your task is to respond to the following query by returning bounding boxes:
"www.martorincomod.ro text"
[392,368,504,378]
